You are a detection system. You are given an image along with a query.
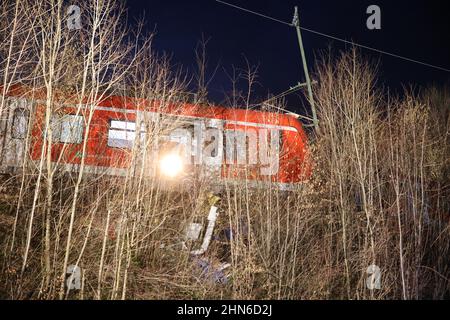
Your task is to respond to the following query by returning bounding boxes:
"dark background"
[124,0,450,113]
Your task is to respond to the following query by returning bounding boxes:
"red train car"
[0,85,311,190]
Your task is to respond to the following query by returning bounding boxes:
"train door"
[0,97,32,172]
[155,113,197,184]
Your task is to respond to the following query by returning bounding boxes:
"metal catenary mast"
[292,6,318,129]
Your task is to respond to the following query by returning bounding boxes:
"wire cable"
[215,0,292,27]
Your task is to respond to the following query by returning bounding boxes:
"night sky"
[125,0,450,112]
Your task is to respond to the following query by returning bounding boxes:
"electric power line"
[216,0,292,27]
[265,85,303,102]
[215,0,450,73]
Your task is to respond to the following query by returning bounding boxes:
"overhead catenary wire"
[216,0,292,27]
[216,0,450,73]
[264,84,304,103]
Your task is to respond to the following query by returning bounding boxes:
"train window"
[54,115,84,144]
[107,120,136,149]
[11,108,29,139]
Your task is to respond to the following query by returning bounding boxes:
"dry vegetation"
[0,0,448,299]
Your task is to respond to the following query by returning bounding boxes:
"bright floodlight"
[159,153,183,178]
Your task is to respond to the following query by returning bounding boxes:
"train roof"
[2,84,306,134]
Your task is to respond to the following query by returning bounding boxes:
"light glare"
[159,153,183,178]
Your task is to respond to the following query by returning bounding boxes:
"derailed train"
[0,85,311,190]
